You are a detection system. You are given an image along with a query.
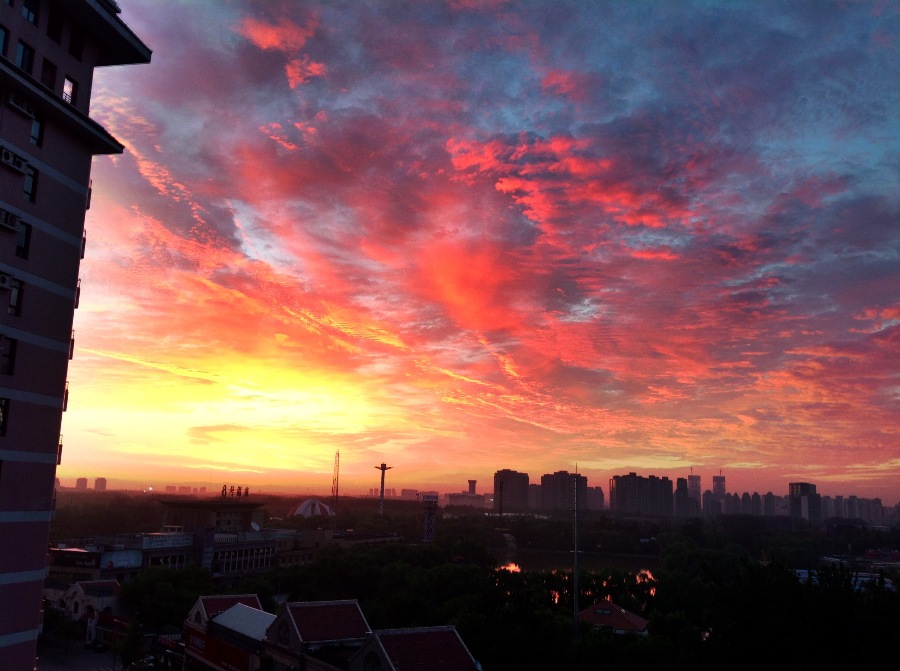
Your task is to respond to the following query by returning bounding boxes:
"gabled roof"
[212,603,276,641]
[198,594,263,620]
[68,580,121,597]
[579,600,649,634]
[284,600,371,644]
[373,626,479,671]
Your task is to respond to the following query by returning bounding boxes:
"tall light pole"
[573,470,581,643]
[375,463,392,516]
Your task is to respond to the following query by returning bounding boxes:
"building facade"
[539,470,587,512]
[789,481,822,526]
[492,469,529,514]
[0,2,149,667]
[608,472,674,517]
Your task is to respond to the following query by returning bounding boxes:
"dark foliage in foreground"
[60,492,900,669]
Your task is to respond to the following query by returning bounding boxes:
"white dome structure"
[288,498,334,518]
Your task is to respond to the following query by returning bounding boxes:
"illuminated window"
[62,77,77,105]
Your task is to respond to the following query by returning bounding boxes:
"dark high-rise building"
[493,469,529,514]
[712,474,726,499]
[789,482,822,526]
[585,485,605,511]
[540,470,587,512]
[0,2,150,667]
[687,473,701,512]
[674,477,699,518]
[609,472,673,517]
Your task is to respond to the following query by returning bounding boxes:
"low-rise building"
[349,626,480,671]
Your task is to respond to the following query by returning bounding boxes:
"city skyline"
[59,1,899,505]
[54,465,894,509]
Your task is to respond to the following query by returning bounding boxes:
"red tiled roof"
[200,594,263,618]
[286,600,371,643]
[579,600,648,633]
[376,627,478,671]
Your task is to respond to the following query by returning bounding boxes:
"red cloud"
[286,56,326,88]
[238,16,318,52]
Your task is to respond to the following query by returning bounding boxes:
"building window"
[16,41,35,75]
[7,278,23,316]
[40,58,57,90]
[23,165,38,202]
[68,24,84,60]
[0,25,8,58]
[22,0,39,25]
[16,221,31,258]
[62,77,77,105]
[46,5,62,43]
[0,398,8,436]
[0,336,17,375]
[30,117,43,146]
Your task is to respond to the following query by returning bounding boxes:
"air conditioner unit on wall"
[0,274,11,290]
[0,209,20,232]
[0,147,27,174]
[8,92,36,118]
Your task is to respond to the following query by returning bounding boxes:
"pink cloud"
[238,16,318,52]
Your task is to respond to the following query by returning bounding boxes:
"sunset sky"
[58,0,899,505]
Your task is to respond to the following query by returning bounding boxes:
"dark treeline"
[52,492,900,669]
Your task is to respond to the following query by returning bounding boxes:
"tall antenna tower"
[375,462,392,516]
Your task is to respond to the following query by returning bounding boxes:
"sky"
[58,0,899,505]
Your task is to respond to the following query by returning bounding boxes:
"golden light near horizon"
[53,0,900,505]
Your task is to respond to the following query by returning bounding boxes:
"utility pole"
[573,470,580,643]
[375,463,392,516]
[331,451,339,530]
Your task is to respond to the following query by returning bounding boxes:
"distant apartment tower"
[687,473,701,511]
[712,473,726,499]
[585,485,605,511]
[608,472,674,517]
[94,477,106,491]
[674,477,700,518]
[540,470,587,512]
[493,469,529,514]
[789,482,822,527]
[0,2,150,668]
[75,477,88,490]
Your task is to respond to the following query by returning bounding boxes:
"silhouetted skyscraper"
[493,469,529,514]
[540,470,587,512]
[712,473,726,500]
[789,482,822,526]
